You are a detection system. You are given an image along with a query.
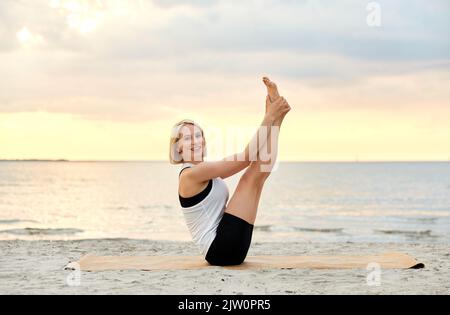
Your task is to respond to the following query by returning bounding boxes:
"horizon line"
[1,159,449,163]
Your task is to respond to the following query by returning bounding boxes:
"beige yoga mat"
[66,252,424,271]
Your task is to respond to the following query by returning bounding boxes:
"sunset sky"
[1,0,449,161]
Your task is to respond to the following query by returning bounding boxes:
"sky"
[0,0,449,161]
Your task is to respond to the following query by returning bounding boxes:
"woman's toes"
[262,76,280,103]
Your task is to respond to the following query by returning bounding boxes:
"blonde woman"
[169,77,291,266]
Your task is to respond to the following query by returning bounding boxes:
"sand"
[0,239,449,295]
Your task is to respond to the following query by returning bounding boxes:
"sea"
[1,161,449,243]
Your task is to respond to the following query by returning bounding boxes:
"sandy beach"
[1,239,448,295]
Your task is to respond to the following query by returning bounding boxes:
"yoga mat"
[66,252,424,271]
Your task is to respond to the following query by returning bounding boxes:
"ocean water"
[0,161,449,244]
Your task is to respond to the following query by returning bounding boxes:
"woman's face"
[177,123,206,162]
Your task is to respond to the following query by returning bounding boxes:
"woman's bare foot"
[263,76,286,126]
[263,77,280,102]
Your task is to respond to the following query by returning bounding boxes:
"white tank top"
[178,162,229,256]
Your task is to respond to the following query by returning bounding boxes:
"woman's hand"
[265,95,291,121]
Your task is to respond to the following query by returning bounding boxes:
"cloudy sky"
[0,0,449,161]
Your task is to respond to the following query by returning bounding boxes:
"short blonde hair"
[169,119,205,164]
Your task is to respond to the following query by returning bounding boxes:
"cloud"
[151,0,222,9]
[16,27,45,48]
[2,0,449,59]
[0,0,449,121]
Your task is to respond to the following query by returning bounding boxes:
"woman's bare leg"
[224,77,286,224]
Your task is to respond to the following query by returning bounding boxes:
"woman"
[169,77,291,266]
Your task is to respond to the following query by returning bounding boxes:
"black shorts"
[205,213,254,266]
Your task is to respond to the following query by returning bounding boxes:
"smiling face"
[176,123,206,163]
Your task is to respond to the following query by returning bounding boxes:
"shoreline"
[1,160,449,163]
[1,239,449,295]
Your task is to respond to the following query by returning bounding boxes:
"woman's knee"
[242,163,271,185]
